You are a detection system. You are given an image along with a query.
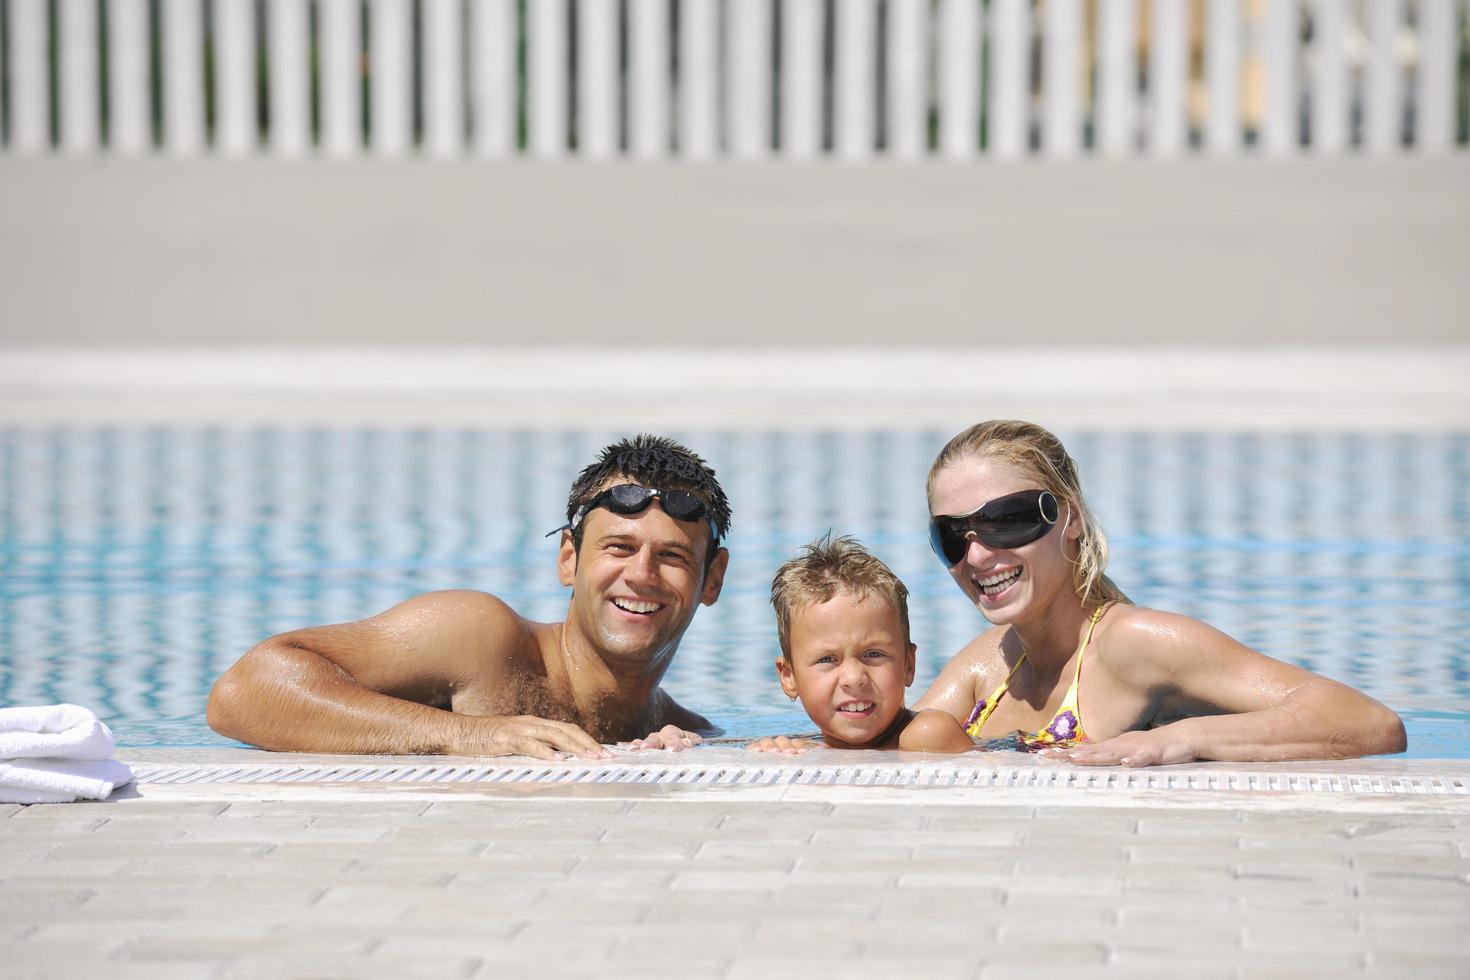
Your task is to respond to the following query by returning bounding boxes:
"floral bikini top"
[964,604,1111,747]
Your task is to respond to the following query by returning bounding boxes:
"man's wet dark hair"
[565,435,732,563]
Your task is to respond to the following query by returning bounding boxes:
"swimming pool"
[1,426,1466,757]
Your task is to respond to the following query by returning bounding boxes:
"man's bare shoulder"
[323,590,542,694]
[361,590,529,637]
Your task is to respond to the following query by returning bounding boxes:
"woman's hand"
[1039,728,1198,768]
[625,725,703,752]
[745,735,813,755]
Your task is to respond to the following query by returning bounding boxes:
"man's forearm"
[207,645,474,754]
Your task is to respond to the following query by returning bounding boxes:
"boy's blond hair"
[770,532,911,659]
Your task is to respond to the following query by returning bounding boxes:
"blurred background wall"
[0,0,1466,348]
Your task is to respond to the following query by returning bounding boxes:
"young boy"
[748,533,973,755]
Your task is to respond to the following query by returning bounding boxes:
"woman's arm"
[1048,610,1406,767]
[898,709,975,754]
[913,632,998,720]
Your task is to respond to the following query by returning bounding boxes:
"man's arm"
[1048,610,1406,767]
[206,591,608,760]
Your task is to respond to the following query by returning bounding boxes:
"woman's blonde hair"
[926,420,1129,609]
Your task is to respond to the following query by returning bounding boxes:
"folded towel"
[0,758,135,804]
[0,704,116,761]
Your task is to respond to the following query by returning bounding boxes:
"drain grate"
[129,762,1470,796]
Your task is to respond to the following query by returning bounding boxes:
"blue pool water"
[1,427,1467,757]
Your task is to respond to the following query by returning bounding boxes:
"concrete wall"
[1,158,1466,347]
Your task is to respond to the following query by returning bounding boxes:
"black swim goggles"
[928,489,1061,566]
[547,484,720,543]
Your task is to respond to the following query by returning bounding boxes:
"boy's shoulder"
[897,709,974,754]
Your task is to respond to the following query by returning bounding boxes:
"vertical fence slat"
[528,0,568,157]
[1204,0,1240,154]
[1042,0,1082,158]
[1365,0,1404,153]
[1311,0,1347,153]
[886,0,927,159]
[424,0,463,158]
[372,0,413,155]
[269,0,312,156]
[781,0,823,158]
[109,0,150,153]
[1097,0,1137,155]
[164,0,205,155]
[470,0,515,157]
[11,0,48,152]
[1148,0,1188,156]
[217,0,255,155]
[988,0,1030,159]
[679,0,719,158]
[835,0,876,159]
[728,0,772,158]
[938,0,980,158]
[1415,0,1457,152]
[321,0,361,157]
[630,0,670,158]
[1261,0,1296,154]
[578,0,617,158]
[60,0,99,152]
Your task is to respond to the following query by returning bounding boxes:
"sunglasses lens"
[928,519,971,566]
[930,490,1059,565]
[605,484,656,513]
[659,490,708,523]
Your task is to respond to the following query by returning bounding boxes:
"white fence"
[2,0,1467,160]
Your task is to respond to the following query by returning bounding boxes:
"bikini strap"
[964,647,1030,738]
[1071,603,1108,686]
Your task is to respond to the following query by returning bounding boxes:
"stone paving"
[4,782,1470,979]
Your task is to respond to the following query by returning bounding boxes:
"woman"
[915,420,1405,766]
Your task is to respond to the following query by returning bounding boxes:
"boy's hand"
[745,735,813,755]
[625,725,703,752]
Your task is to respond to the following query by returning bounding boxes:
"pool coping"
[110,747,1470,814]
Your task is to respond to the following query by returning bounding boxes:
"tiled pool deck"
[4,748,1468,979]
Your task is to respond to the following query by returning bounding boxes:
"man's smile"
[611,597,665,616]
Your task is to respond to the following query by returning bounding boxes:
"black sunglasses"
[547,484,719,542]
[928,489,1060,566]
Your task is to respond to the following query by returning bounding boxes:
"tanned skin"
[915,454,1405,767]
[207,495,728,759]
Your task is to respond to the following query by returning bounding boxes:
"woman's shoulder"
[898,709,974,754]
[944,625,1015,682]
[1093,603,1242,679]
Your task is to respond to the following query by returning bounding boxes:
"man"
[207,435,730,759]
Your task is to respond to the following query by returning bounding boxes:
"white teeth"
[613,598,661,614]
[976,569,1022,596]
[837,702,874,713]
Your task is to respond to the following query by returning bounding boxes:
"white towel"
[0,758,135,804]
[0,703,116,762]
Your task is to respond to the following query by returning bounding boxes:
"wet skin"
[915,455,1406,766]
[208,488,727,759]
[748,590,972,756]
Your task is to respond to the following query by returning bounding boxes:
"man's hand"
[745,735,813,755]
[458,715,613,761]
[1039,729,1197,768]
[626,725,703,752]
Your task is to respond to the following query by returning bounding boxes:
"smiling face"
[928,454,1081,627]
[775,589,916,749]
[558,490,727,668]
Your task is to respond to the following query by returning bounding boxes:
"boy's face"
[775,590,916,749]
